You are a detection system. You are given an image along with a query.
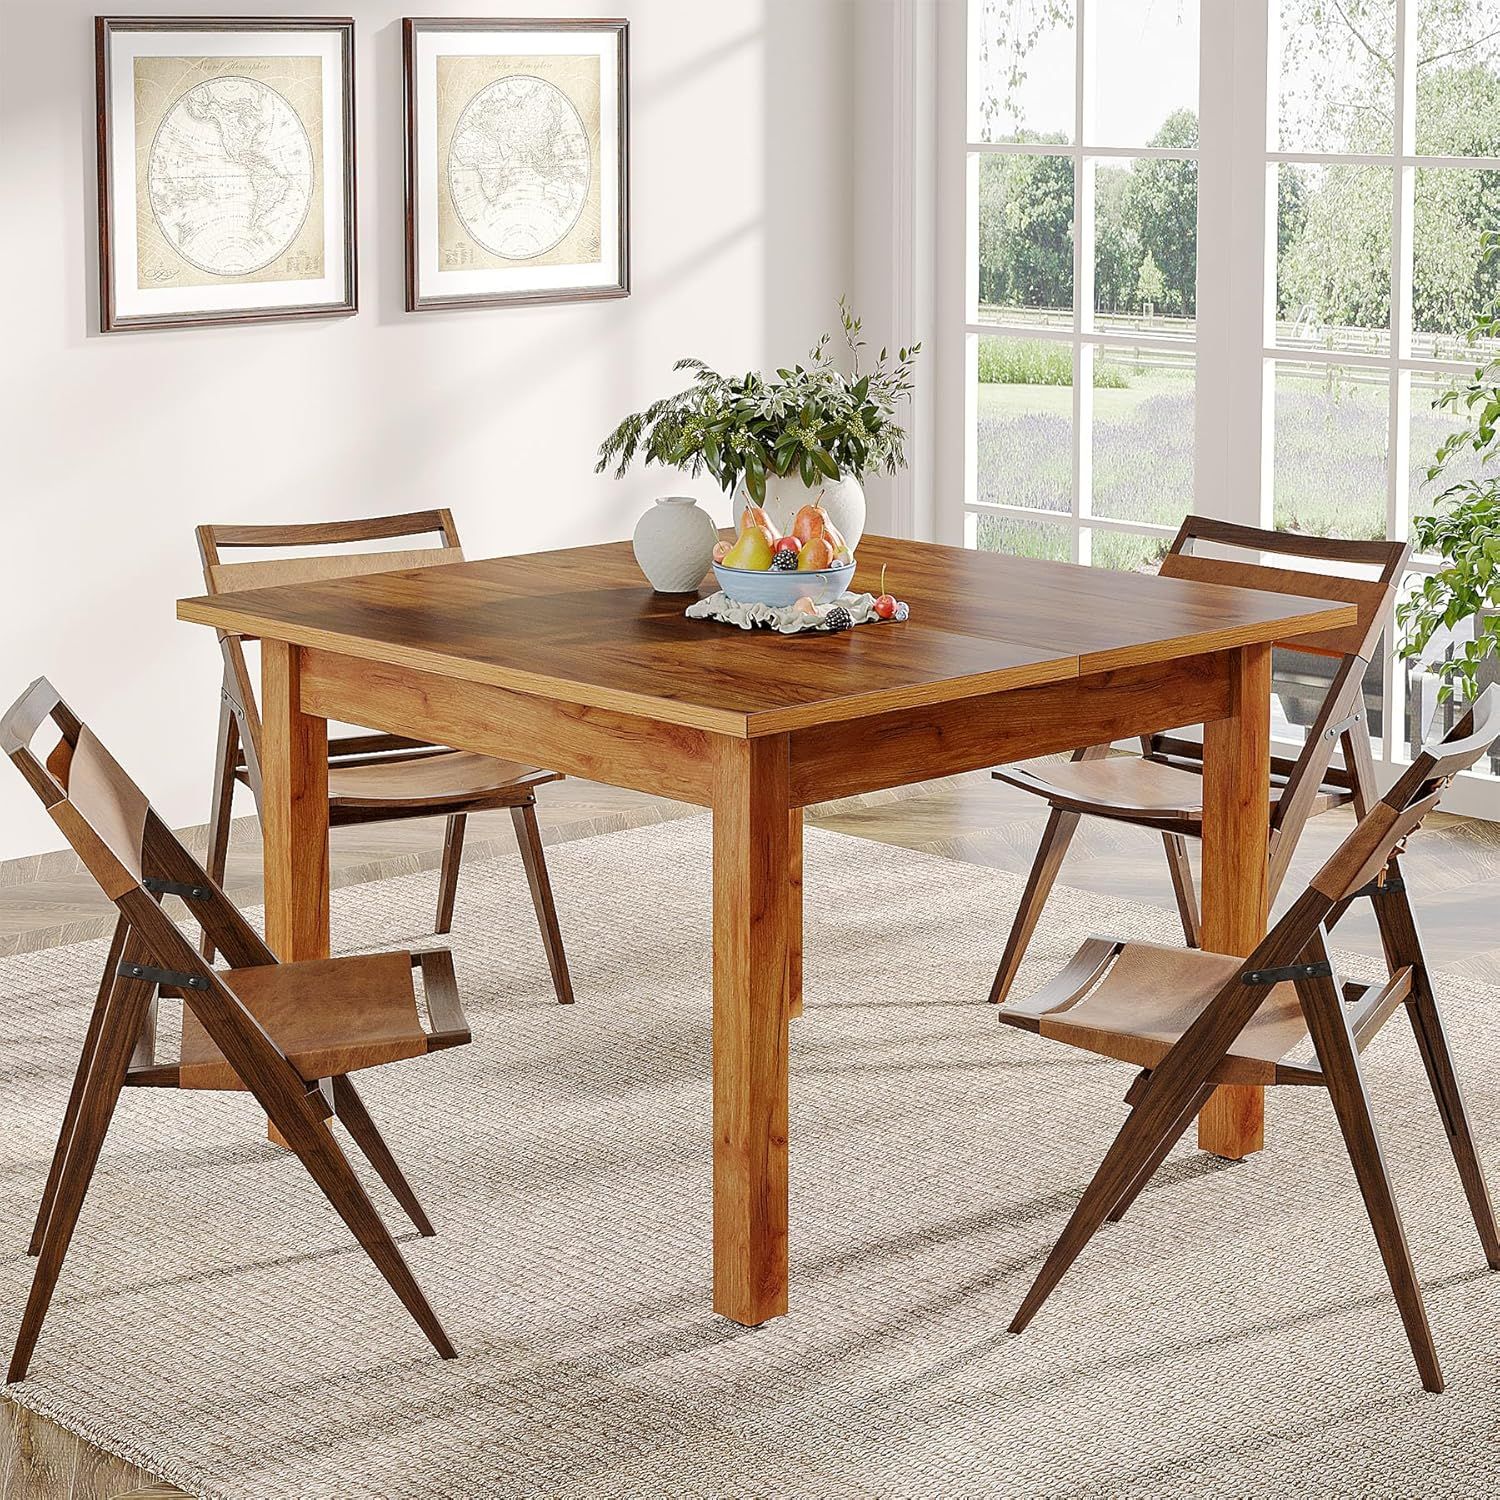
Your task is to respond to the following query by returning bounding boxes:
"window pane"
[969,0,1075,145]
[976,153,1074,328]
[1398,575,1500,775]
[969,513,1072,561]
[1092,346,1195,526]
[1276,0,1395,154]
[1409,369,1489,538]
[1276,164,1392,356]
[1415,0,1500,157]
[1087,528,1171,573]
[1091,1,1199,149]
[1273,361,1390,539]
[975,336,1073,514]
[1412,167,1500,360]
[1093,157,1197,335]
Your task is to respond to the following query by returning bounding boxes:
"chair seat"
[999,940,1320,1086]
[179,952,429,1089]
[997,755,1351,825]
[324,750,560,811]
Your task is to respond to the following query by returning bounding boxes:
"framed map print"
[403,18,629,312]
[95,17,356,332]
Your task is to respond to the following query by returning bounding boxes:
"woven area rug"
[1,818,1498,1499]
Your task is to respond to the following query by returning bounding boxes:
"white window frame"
[957,0,1201,566]
[936,0,1500,817]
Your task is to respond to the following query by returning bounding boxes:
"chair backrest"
[1154,518,1412,895]
[1308,686,1500,905]
[2,679,150,900]
[1159,516,1408,662]
[196,509,465,770]
[197,508,464,595]
[2,677,278,969]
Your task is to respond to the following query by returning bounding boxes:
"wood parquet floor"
[3,770,1497,1496]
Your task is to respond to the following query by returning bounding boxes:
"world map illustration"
[146,75,315,278]
[446,74,592,261]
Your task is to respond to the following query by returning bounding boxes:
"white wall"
[0,0,857,861]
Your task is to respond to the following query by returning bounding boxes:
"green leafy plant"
[1398,229,1500,703]
[595,301,920,504]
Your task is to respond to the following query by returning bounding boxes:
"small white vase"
[632,495,720,593]
[753,470,867,553]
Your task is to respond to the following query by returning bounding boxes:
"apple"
[723,527,774,570]
[712,540,732,564]
[773,536,801,558]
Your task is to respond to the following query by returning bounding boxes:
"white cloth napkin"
[685,591,887,635]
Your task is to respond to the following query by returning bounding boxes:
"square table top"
[177,534,1357,738]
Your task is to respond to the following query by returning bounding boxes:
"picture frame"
[402,17,630,312]
[95,16,357,333]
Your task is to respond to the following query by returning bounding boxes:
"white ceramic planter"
[752,470,866,553]
[631,495,719,593]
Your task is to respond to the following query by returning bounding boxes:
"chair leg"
[1405,990,1500,1269]
[1371,875,1500,1269]
[435,814,466,936]
[1161,833,1201,949]
[511,800,574,1005]
[201,698,238,963]
[29,918,130,1257]
[1107,1084,1215,1224]
[10,949,157,1383]
[1302,977,1445,1393]
[989,806,1081,1005]
[1010,1073,1212,1334]
[253,1076,455,1361]
[331,1075,435,1238]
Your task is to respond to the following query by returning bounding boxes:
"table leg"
[711,735,791,1326]
[260,641,330,1148]
[1197,642,1272,1159]
[787,808,804,1020]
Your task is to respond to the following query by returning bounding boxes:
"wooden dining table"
[178,533,1355,1328]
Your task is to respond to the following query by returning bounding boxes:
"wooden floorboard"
[1,768,1496,1495]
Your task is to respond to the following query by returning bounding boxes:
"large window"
[966,0,1200,570]
[1270,0,1500,775]
[957,0,1500,794]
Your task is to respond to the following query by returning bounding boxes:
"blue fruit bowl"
[713,560,856,607]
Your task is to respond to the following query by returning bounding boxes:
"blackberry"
[824,605,853,632]
[772,550,799,571]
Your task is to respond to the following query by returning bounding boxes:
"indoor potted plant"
[596,300,919,551]
[1398,233,1500,772]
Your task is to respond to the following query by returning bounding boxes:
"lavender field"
[975,346,1468,571]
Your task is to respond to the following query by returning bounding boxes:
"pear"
[723,527,774,570]
[789,504,827,546]
[797,535,835,570]
[738,503,779,547]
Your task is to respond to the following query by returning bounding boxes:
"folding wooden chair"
[2,678,474,1382]
[989,519,1410,1004]
[998,689,1500,1392]
[197,509,572,1002]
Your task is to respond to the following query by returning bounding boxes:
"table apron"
[787,651,1236,806]
[297,647,716,807]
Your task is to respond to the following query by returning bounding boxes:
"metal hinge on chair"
[143,876,211,900]
[1353,874,1407,897]
[1242,960,1334,986]
[117,960,209,991]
